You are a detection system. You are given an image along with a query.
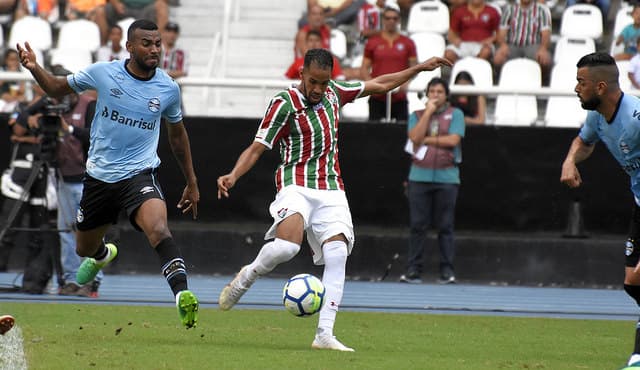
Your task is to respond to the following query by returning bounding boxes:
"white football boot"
[219,265,255,311]
[311,335,355,352]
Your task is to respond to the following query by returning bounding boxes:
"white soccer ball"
[282,273,325,317]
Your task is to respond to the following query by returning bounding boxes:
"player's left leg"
[135,198,198,329]
[312,234,354,352]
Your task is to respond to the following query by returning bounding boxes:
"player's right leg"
[219,214,303,311]
[624,205,640,366]
[75,225,117,284]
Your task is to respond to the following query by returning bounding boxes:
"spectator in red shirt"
[360,3,417,121]
[444,0,500,64]
[286,30,345,80]
[295,5,331,59]
[357,0,384,40]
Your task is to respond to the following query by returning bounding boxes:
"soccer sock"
[91,241,109,261]
[246,238,300,280]
[317,240,348,337]
[155,237,188,296]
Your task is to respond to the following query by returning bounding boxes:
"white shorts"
[265,185,354,265]
[445,41,493,58]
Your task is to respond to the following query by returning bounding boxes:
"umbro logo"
[140,186,154,195]
[110,88,123,98]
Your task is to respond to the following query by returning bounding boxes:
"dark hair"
[576,52,619,86]
[450,71,478,118]
[127,19,158,41]
[576,52,616,69]
[454,71,474,85]
[111,24,123,32]
[426,77,449,96]
[303,48,333,71]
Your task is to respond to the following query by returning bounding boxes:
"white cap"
[384,1,401,13]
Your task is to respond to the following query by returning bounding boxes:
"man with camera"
[0,87,55,294]
[33,65,100,297]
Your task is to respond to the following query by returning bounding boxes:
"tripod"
[0,156,65,291]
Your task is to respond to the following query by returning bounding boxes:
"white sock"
[629,353,640,366]
[95,244,111,263]
[247,238,300,280]
[317,240,348,337]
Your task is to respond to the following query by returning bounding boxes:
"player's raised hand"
[416,57,452,72]
[178,182,200,219]
[217,174,237,199]
[16,42,38,71]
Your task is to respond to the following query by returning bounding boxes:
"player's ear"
[298,66,304,80]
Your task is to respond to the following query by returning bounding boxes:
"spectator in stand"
[450,71,486,124]
[92,0,168,45]
[357,0,384,40]
[493,0,552,83]
[444,0,500,64]
[286,30,345,80]
[627,38,640,89]
[299,0,366,28]
[95,24,128,61]
[0,49,27,113]
[360,2,417,121]
[0,315,13,335]
[295,5,332,59]
[64,0,104,20]
[565,0,609,26]
[161,22,188,79]
[615,5,640,61]
[15,0,58,22]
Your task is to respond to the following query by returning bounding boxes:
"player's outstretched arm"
[167,121,200,219]
[16,42,74,97]
[217,141,266,199]
[360,56,452,98]
[560,136,595,188]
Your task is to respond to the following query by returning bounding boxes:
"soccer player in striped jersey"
[217,48,450,351]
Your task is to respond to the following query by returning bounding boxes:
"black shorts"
[76,168,165,232]
[626,202,640,267]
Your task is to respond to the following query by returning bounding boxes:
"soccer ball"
[282,273,325,317]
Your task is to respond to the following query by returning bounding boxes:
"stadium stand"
[406,0,449,35]
[560,3,603,40]
[544,62,587,128]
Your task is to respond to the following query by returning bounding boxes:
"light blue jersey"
[67,59,182,183]
[579,93,640,200]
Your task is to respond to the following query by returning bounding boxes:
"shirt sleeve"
[162,82,183,124]
[578,111,600,145]
[67,62,101,93]
[407,111,418,131]
[499,5,512,30]
[254,95,291,149]
[332,80,365,106]
[450,108,466,137]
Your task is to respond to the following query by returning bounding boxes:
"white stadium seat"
[410,31,446,62]
[553,36,595,66]
[449,57,493,89]
[49,48,93,73]
[330,29,347,60]
[341,94,370,121]
[57,19,101,53]
[545,63,587,128]
[611,5,633,55]
[617,60,632,92]
[494,58,541,126]
[9,16,52,51]
[560,4,603,40]
[406,0,449,35]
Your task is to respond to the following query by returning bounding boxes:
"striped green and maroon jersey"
[255,80,365,191]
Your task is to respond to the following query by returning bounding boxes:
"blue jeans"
[407,181,459,277]
[57,180,103,284]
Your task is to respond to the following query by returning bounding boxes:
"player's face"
[575,67,601,110]
[127,29,162,71]
[300,63,331,105]
[382,10,400,32]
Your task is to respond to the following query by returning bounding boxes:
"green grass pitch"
[0,302,634,369]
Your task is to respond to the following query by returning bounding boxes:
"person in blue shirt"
[16,19,200,329]
[400,77,465,285]
[561,52,640,367]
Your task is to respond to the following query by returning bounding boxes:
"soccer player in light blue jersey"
[561,52,640,367]
[16,19,200,329]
